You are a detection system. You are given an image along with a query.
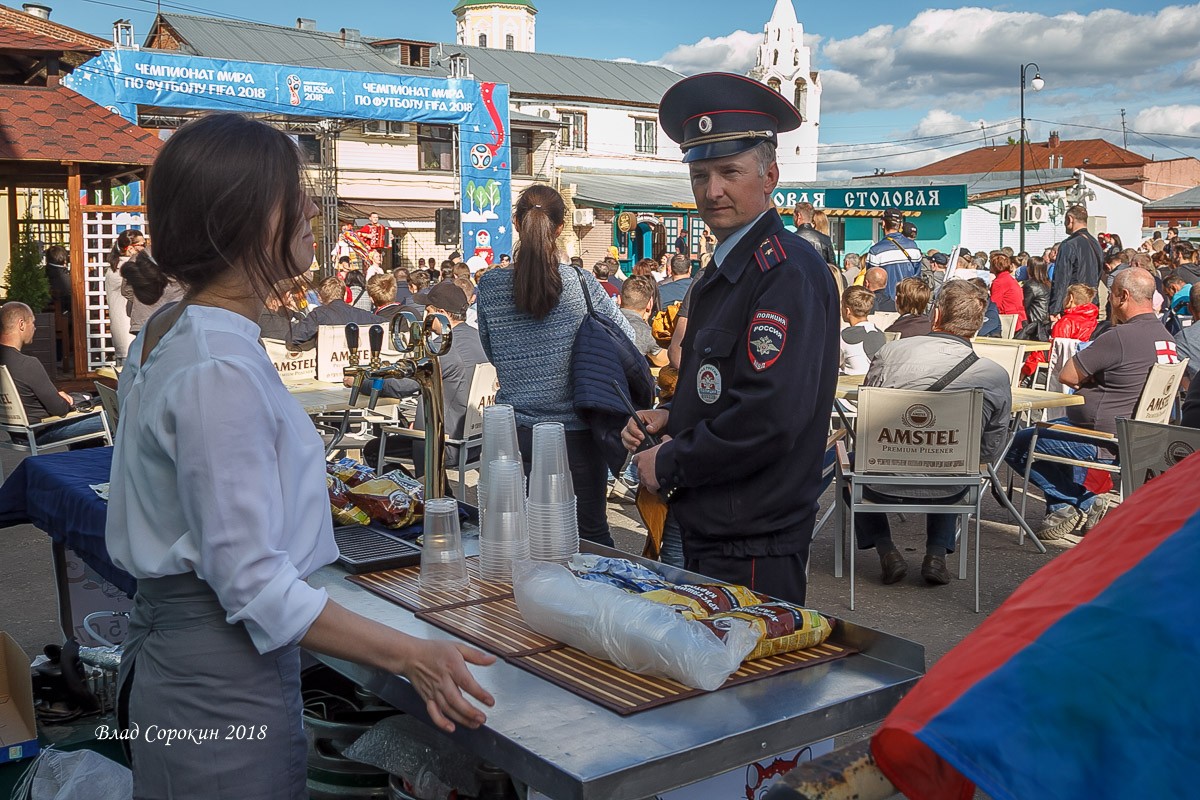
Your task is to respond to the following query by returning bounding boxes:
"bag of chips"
[640,583,766,620]
[327,457,375,488]
[697,603,833,660]
[348,470,425,529]
[327,475,370,526]
[568,555,672,594]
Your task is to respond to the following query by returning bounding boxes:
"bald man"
[0,302,105,445]
[1005,269,1181,541]
[864,267,896,312]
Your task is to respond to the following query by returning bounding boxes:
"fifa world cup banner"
[64,49,512,259]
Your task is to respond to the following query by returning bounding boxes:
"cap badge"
[698,115,713,133]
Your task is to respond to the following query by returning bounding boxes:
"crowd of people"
[823,202,1195,551]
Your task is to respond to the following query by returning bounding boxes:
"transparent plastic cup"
[418,498,469,593]
[530,422,569,477]
[479,460,529,582]
[528,471,575,505]
[479,404,521,519]
[526,498,579,563]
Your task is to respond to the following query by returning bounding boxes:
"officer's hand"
[633,442,664,492]
[621,409,669,453]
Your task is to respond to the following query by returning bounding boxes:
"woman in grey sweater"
[476,185,635,547]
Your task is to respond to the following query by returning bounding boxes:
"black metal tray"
[334,525,422,574]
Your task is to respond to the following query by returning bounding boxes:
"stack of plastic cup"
[478,404,521,525]
[526,422,579,563]
[418,498,470,593]
[479,460,530,583]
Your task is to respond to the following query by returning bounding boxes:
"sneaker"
[1036,506,1084,541]
[921,555,951,585]
[1078,495,1112,534]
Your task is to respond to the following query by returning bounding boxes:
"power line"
[815,125,1022,165]
[1028,116,1200,144]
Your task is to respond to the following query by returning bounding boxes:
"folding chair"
[974,341,1025,389]
[1116,417,1200,498]
[94,381,120,431]
[867,311,900,331]
[375,362,498,501]
[998,314,1019,340]
[835,387,987,612]
[810,428,848,576]
[1019,360,1189,521]
[0,366,111,478]
[1044,338,1082,394]
[883,330,902,342]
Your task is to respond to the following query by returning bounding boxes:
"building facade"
[747,0,821,182]
[453,0,535,53]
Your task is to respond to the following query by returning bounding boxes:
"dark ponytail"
[121,250,170,305]
[106,228,143,272]
[512,184,566,319]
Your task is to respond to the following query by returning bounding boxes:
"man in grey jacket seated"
[854,280,1013,586]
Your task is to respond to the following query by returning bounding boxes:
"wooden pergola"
[0,14,160,375]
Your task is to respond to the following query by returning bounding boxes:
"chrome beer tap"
[344,312,453,499]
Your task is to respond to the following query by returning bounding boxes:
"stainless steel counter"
[308,547,924,800]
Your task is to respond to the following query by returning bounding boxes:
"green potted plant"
[4,212,56,374]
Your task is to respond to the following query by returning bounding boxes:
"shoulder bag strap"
[926,351,979,392]
[573,266,596,318]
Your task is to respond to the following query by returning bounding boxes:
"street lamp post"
[1019,63,1044,253]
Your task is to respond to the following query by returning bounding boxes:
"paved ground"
[0,446,1063,794]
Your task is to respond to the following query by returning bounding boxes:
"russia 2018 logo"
[286,75,301,106]
[469,144,492,169]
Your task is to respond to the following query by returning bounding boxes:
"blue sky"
[62,0,1200,179]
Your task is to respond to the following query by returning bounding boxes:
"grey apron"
[117,573,307,799]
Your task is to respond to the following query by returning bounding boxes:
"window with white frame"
[560,111,586,150]
[634,118,657,155]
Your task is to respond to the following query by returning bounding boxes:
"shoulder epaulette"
[754,235,786,272]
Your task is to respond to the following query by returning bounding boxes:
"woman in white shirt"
[107,114,493,800]
[104,229,143,364]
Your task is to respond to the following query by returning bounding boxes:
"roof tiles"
[890,138,1149,178]
[0,85,160,165]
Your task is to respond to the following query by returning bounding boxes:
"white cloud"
[816,110,1005,179]
[655,30,761,75]
[820,5,1200,112]
[1134,105,1200,138]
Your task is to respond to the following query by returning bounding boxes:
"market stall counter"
[308,546,925,800]
[0,448,925,799]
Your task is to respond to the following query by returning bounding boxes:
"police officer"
[622,73,839,605]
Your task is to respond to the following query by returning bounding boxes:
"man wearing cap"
[621,73,839,605]
[865,208,922,300]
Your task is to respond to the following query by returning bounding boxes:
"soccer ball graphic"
[469,144,492,169]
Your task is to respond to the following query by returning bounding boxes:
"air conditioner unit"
[361,120,385,136]
[1025,204,1050,224]
[1000,202,1020,223]
[573,208,595,227]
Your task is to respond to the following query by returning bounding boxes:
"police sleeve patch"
[747,310,787,371]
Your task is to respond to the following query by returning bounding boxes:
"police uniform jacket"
[654,210,839,559]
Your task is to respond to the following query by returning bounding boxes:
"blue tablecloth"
[0,447,135,597]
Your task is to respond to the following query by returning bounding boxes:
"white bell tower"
[748,0,821,181]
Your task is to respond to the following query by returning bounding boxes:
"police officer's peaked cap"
[659,72,803,164]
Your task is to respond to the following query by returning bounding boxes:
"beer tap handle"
[345,323,360,366]
[368,324,384,370]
